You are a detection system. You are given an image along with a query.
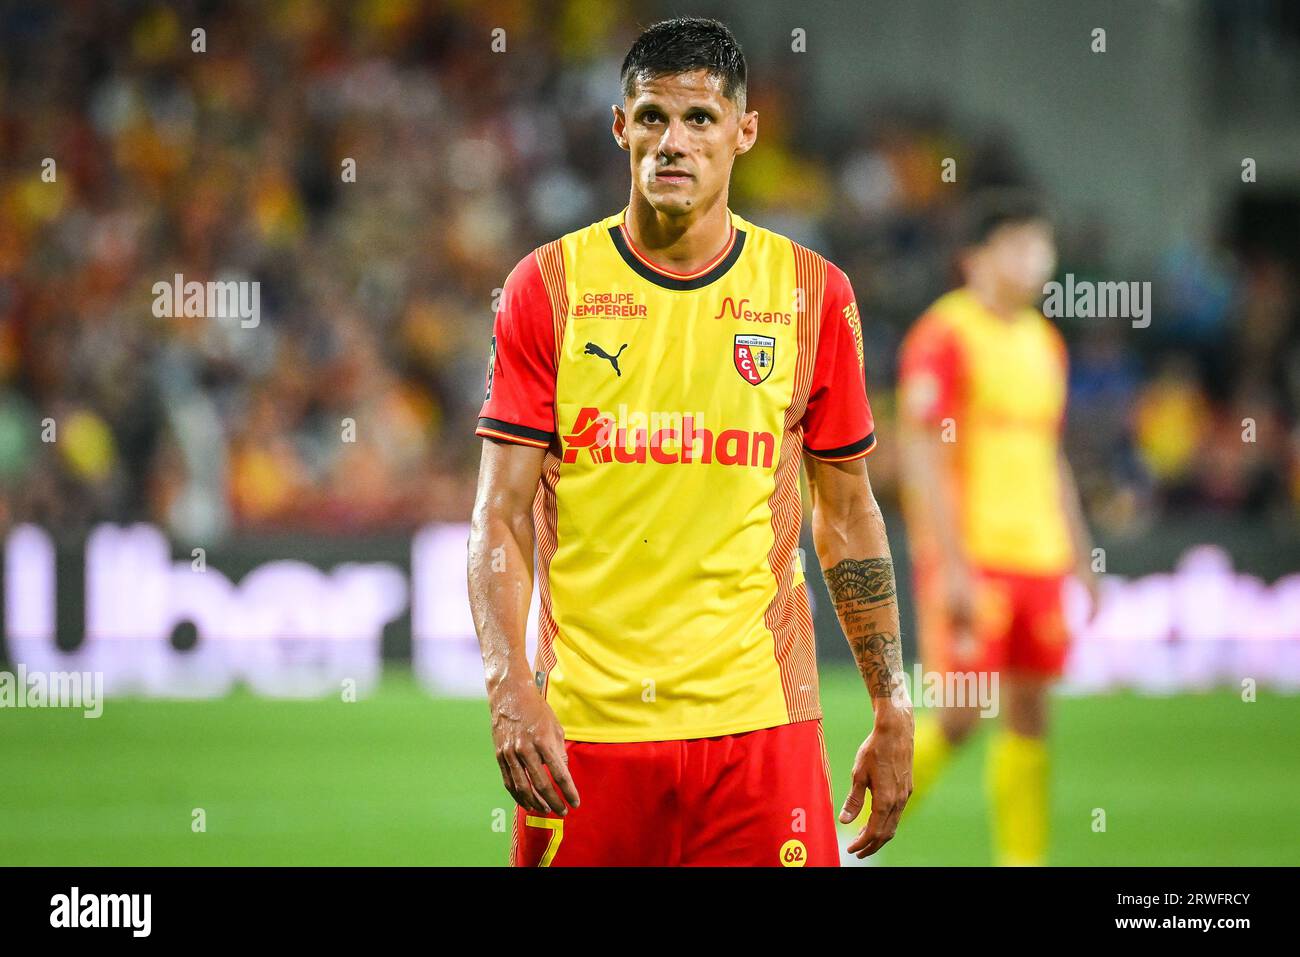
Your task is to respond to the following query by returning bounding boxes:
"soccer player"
[467,17,913,866]
[896,191,1099,866]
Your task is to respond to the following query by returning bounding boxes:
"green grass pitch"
[3,668,1298,865]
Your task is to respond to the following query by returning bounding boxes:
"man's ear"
[611,105,629,152]
[734,109,758,157]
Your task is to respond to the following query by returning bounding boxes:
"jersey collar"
[608,210,747,291]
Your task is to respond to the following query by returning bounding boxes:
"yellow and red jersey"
[477,207,875,742]
[897,287,1073,576]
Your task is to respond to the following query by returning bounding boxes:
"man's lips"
[655,169,693,182]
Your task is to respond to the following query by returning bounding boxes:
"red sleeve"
[475,251,557,449]
[801,263,877,461]
[897,312,964,426]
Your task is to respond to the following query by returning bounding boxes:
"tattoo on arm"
[824,557,903,698]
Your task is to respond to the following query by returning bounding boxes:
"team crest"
[734,334,776,385]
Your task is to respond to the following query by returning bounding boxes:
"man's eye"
[689,113,710,124]
[642,111,662,123]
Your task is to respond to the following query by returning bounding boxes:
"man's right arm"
[897,316,975,643]
[468,438,579,816]
[467,247,578,816]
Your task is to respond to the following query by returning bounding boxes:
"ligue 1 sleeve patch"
[485,335,496,400]
[734,334,775,385]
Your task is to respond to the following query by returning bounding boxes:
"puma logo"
[584,341,628,376]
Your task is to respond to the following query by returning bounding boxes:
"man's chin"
[640,183,699,216]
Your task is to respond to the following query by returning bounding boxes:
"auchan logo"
[561,407,775,468]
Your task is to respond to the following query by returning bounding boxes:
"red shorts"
[511,718,840,867]
[915,565,1071,678]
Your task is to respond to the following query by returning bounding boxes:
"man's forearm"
[1058,453,1094,572]
[825,556,904,701]
[901,431,965,573]
[815,497,906,704]
[467,509,536,695]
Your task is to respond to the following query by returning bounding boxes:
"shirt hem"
[558,707,823,744]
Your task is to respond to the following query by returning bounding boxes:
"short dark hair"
[620,18,747,111]
[957,188,1051,249]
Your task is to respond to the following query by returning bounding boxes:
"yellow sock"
[986,729,1049,866]
[910,716,955,805]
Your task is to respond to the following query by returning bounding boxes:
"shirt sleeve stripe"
[804,432,877,462]
[476,418,554,448]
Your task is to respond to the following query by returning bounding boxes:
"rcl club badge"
[734,334,776,385]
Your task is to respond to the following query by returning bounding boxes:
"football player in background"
[897,191,1098,866]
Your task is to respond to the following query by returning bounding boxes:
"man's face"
[612,69,757,216]
[969,220,1058,306]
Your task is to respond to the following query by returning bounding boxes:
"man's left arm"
[806,453,914,859]
[1049,330,1100,619]
[1059,451,1101,618]
[801,262,913,857]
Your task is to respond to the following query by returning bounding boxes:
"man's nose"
[657,120,688,159]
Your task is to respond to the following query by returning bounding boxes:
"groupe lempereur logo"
[152,273,260,328]
[49,887,151,937]
[1042,273,1151,328]
[0,665,103,718]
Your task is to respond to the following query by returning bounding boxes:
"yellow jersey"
[897,287,1072,575]
[477,208,876,742]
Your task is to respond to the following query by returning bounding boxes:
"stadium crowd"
[1,0,1296,542]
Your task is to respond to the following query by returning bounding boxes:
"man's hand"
[840,703,914,858]
[489,673,581,816]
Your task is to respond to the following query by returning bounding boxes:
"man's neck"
[967,278,1025,320]
[623,190,733,274]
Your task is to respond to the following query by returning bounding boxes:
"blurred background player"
[896,191,1099,866]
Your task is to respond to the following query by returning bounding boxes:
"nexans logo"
[562,407,775,468]
[712,296,792,325]
[712,295,790,325]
